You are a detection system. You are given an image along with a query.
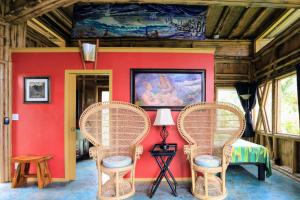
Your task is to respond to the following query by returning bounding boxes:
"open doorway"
[64,70,112,181]
[75,75,110,161]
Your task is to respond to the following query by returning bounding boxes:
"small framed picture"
[24,76,50,103]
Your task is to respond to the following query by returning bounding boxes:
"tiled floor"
[0,159,299,200]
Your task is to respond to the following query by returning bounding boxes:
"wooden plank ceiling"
[4,0,295,46]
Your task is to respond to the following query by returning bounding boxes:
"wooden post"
[78,40,86,69]
[0,21,26,183]
[94,39,99,69]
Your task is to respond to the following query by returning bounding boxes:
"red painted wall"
[12,50,214,178]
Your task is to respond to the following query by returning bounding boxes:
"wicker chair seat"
[195,155,221,168]
[103,156,132,168]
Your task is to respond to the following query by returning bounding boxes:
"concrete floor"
[0,159,299,200]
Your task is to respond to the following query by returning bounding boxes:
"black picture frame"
[130,69,206,110]
[24,76,50,103]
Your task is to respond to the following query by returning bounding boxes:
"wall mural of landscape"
[72,4,207,40]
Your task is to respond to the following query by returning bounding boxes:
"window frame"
[276,72,299,135]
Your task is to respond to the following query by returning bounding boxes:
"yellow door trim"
[64,70,112,181]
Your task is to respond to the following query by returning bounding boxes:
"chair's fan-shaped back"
[177,102,245,156]
[79,101,151,157]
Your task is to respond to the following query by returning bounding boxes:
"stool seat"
[102,156,132,168]
[12,155,52,189]
[194,155,221,168]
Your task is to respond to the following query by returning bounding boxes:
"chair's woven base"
[98,166,135,200]
[101,179,133,198]
[193,176,227,200]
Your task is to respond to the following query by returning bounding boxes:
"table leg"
[257,163,265,181]
[158,156,177,196]
[150,155,177,198]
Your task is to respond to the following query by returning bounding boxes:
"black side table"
[149,143,178,198]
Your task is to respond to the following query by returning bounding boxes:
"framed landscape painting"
[130,69,205,110]
[24,76,50,103]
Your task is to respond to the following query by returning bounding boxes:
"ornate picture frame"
[130,69,205,110]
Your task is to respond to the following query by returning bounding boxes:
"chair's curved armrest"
[133,145,143,160]
[223,145,233,167]
[184,144,197,161]
[89,146,107,161]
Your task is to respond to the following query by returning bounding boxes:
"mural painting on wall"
[72,4,207,40]
[130,69,206,110]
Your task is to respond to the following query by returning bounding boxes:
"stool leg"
[12,163,21,188]
[37,161,45,189]
[43,160,52,186]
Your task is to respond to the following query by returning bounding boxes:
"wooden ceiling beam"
[213,7,230,36]
[79,1,300,8]
[43,13,71,34]
[5,0,79,23]
[242,8,276,39]
[51,9,72,29]
[219,6,245,38]
[229,7,262,38]
[205,6,224,38]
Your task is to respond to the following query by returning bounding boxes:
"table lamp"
[154,108,175,149]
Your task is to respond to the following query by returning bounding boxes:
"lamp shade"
[240,94,251,100]
[82,43,96,62]
[154,109,175,126]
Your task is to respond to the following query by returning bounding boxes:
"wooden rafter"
[213,7,230,36]
[43,12,71,34]
[5,0,78,23]
[229,7,262,39]
[51,9,72,29]
[205,6,224,38]
[242,8,276,38]
[219,6,245,38]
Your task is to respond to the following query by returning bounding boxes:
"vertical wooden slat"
[0,61,4,182]
[0,21,26,182]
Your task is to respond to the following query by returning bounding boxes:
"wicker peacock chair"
[177,102,245,200]
[79,101,151,200]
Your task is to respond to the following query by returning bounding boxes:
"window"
[277,74,300,135]
[216,87,243,112]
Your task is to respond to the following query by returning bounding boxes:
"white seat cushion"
[102,156,132,168]
[194,155,221,168]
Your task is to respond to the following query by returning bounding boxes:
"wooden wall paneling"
[253,20,300,82]
[278,139,293,172]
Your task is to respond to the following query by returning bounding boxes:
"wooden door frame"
[64,70,112,181]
